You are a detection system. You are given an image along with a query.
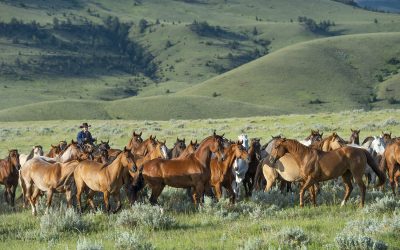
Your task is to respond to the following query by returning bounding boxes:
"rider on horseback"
[77,122,96,146]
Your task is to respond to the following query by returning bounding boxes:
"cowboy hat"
[79,122,91,128]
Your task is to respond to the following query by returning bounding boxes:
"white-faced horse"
[232,134,249,198]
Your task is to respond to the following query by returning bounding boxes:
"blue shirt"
[77,131,94,144]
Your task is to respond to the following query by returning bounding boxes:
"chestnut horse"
[126,131,144,151]
[380,141,400,195]
[269,138,385,207]
[210,141,249,203]
[348,129,360,145]
[40,140,81,163]
[0,150,20,206]
[20,157,80,215]
[136,133,225,205]
[73,148,137,213]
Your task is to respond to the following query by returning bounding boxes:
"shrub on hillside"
[76,237,104,250]
[277,227,309,248]
[335,234,387,250]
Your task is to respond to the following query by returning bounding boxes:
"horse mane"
[100,150,123,169]
[285,139,315,155]
[27,148,35,160]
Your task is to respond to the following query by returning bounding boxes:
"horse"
[232,134,249,198]
[210,141,249,203]
[177,140,199,159]
[73,148,138,213]
[134,139,169,166]
[300,130,323,146]
[135,132,226,205]
[269,138,385,207]
[46,144,62,158]
[20,157,80,215]
[348,129,360,145]
[261,134,349,198]
[380,141,400,195]
[0,150,20,207]
[168,138,186,159]
[19,145,44,167]
[243,138,261,197]
[39,140,82,163]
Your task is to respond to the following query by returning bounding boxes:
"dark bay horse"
[136,133,225,205]
[269,138,385,207]
[348,129,360,145]
[210,141,249,203]
[168,138,186,159]
[0,150,20,206]
[243,138,261,197]
[177,140,199,159]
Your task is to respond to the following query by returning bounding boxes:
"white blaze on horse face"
[161,145,168,159]
[238,134,249,150]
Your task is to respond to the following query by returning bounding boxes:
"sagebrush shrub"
[114,203,176,230]
[277,227,309,248]
[76,237,104,250]
[114,231,154,250]
[335,233,387,250]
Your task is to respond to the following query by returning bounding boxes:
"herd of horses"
[0,129,400,215]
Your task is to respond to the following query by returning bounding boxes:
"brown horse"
[134,140,169,167]
[305,129,323,143]
[269,138,385,207]
[46,144,62,158]
[348,129,360,145]
[168,138,186,159]
[243,138,261,197]
[177,140,198,159]
[126,131,143,150]
[0,150,20,207]
[136,132,225,205]
[380,141,400,195]
[42,140,81,163]
[210,141,249,203]
[73,148,137,213]
[20,158,79,215]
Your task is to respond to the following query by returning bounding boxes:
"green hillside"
[179,32,400,113]
[0,0,400,120]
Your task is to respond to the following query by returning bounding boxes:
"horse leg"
[309,185,317,207]
[75,176,85,213]
[225,183,236,204]
[299,177,315,208]
[45,189,54,214]
[354,174,366,208]
[194,183,205,206]
[10,184,17,207]
[340,171,353,207]
[388,164,396,196]
[149,184,165,205]
[29,187,40,216]
[87,189,96,212]
[65,189,73,209]
[214,183,222,202]
[4,185,11,205]
[103,191,111,214]
[112,192,122,213]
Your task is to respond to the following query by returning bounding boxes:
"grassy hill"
[0,0,400,120]
[179,32,400,113]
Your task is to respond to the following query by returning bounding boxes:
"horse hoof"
[340,201,346,207]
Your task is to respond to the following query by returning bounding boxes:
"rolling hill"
[0,0,399,120]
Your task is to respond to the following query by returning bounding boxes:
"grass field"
[1,0,400,121]
[1,110,400,249]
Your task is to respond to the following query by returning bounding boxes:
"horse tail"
[18,170,26,202]
[63,171,75,191]
[363,149,386,187]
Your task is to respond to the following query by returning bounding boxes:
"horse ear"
[177,137,179,141]
[51,144,56,148]
[195,140,198,144]
[123,146,129,152]
[351,129,354,132]
[183,138,185,143]
[238,140,243,145]
[107,139,109,144]
[139,132,142,136]
[320,133,323,137]
[164,140,166,144]
[213,130,216,136]
[390,132,392,137]
[221,133,225,137]
[357,130,360,134]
